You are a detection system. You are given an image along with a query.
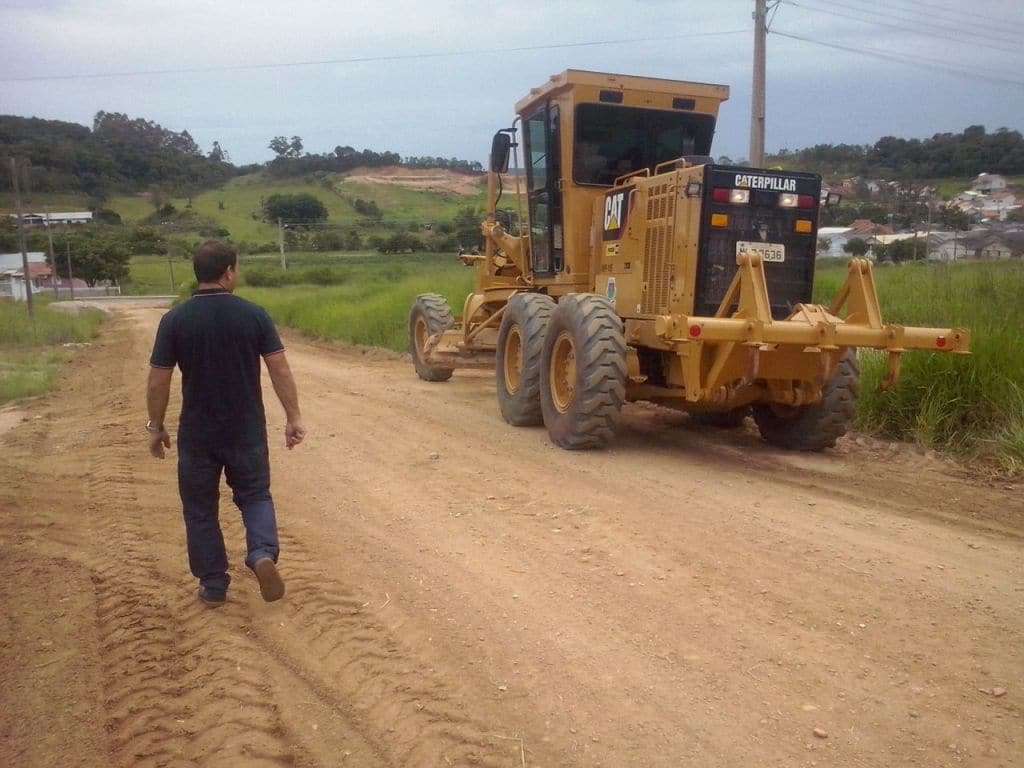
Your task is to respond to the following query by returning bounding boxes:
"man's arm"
[146,367,173,458]
[264,351,306,449]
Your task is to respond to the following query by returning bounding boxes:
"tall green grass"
[0,300,105,404]
[814,261,1024,471]
[238,253,473,352]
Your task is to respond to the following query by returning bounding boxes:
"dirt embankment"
[342,165,485,196]
[1,308,1021,767]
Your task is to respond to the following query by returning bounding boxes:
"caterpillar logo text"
[734,174,797,192]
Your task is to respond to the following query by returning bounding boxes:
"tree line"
[262,136,482,178]
[768,125,1024,179]
[0,113,484,202]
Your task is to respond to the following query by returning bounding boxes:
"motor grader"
[409,70,969,450]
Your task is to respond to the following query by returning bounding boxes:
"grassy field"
[236,252,473,352]
[0,300,105,404]
[814,260,1023,471]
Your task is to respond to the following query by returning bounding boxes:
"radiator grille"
[641,183,676,314]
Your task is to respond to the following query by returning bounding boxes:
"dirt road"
[1,308,1021,768]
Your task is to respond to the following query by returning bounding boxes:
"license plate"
[736,240,785,263]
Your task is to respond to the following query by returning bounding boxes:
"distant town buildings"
[0,251,96,301]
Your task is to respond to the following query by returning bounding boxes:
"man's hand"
[285,419,306,450]
[149,427,172,459]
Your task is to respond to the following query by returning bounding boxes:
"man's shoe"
[198,586,227,607]
[252,557,285,602]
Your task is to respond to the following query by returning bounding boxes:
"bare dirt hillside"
[1,308,1021,768]
[343,166,485,195]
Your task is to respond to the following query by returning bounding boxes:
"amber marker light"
[711,213,729,228]
[795,219,813,233]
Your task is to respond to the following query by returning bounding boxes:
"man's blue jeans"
[177,440,279,596]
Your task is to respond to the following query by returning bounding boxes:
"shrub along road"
[1,308,1021,768]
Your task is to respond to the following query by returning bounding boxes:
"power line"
[782,0,1022,55]
[0,29,748,84]
[829,0,1022,43]
[884,0,1024,32]
[770,29,1024,87]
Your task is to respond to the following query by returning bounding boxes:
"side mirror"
[490,132,511,174]
[824,191,842,207]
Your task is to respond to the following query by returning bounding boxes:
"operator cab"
[504,70,730,283]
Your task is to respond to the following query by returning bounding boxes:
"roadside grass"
[124,255,194,295]
[814,260,1024,471]
[0,300,105,405]
[236,252,474,351]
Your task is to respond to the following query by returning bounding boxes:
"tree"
[208,141,230,163]
[262,193,328,223]
[843,237,869,257]
[51,231,131,286]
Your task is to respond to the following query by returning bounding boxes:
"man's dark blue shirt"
[150,288,284,449]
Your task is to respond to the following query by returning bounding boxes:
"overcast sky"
[2,0,1022,165]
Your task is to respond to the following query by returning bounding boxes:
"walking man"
[146,240,305,606]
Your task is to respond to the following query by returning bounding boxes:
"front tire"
[753,350,860,451]
[409,294,454,382]
[540,294,627,450]
[496,293,555,426]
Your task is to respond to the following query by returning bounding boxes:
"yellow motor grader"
[409,70,969,450]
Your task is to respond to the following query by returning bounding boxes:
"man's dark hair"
[193,240,238,283]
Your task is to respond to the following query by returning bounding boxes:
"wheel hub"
[550,331,577,413]
[504,325,524,394]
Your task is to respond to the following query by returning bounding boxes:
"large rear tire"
[496,293,555,426]
[753,350,860,451]
[409,294,454,382]
[540,294,627,450]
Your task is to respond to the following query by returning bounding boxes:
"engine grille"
[641,182,676,314]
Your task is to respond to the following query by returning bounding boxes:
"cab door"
[523,102,564,275]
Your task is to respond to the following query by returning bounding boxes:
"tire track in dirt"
[216,508,529,767]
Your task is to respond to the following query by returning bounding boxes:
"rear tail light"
[712,187,750,204]
[798,194,816,209]
[778,192,798,208]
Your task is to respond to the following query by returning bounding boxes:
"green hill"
[101,171,490,244]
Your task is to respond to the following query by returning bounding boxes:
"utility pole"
[167,252,176,293]
[66,238,75,300]
[9,157,34,317]
[749,0,768,167]
[44,211,58,298]
[278,218,287,270]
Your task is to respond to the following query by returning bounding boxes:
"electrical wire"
[884,0,1024,32]
[782,0,1022,54]
[770,29,1024,87]
[827,0,1022,42]
[0,29,748,84]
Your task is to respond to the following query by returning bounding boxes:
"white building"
[971,173,1007,194]
[4,211,93,226]
[816,227,854,259]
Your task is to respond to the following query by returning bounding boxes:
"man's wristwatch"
[146,420,164,434]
